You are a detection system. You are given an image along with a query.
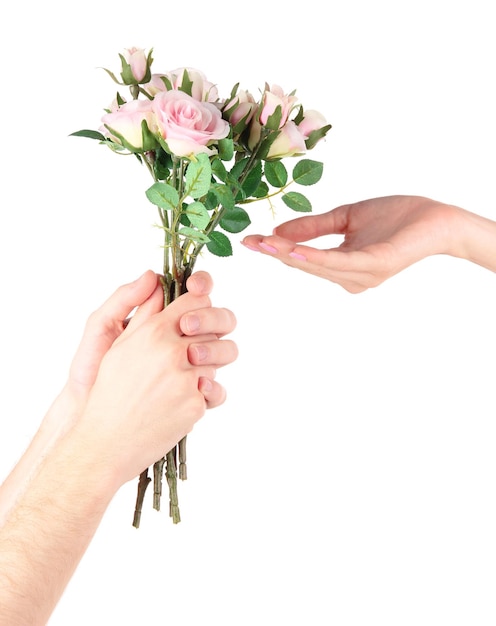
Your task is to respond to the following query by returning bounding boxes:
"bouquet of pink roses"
[72,46,331,526]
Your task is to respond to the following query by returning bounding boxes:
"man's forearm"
[0,386,81,525]
[0,426,116,626]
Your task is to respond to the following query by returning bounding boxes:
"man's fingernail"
[184,314,200,332]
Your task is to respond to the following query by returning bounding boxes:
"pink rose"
[297,109,328,138]
[265,121,307,159]
[101,99,156,151]
[223,89,257,127]
[258,84,298,128]
[151,90,229,157]
[141,73,169,97]
[123,47,148,83]
[162,67,219,102]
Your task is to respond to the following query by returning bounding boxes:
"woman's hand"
[242,195,495,293]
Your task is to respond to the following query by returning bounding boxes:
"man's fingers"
[180,307,237,338]
[198,377,227,409]
[185,271,214,296]
[124,280,164,332]
[87,270,159,334]
[188,339,238,367]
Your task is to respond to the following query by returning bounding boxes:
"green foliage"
[292,159,323,186]
[264,161,288,188]
[145,182,179,211]
[220,206,251,233]
[183,201,210,230]
[185,154,211,198]
[282,191,312,212]
[252,181,269,198]
[206,231,233,256]
[70,129,106,141]
[209,183,235,211]
[305,124,332,150]
[211,157,228,182]
[177,226,210,243]
[218,137,234,161]
[154,148,172,180]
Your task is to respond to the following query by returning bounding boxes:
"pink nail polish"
[259,242,278,254]
[289,251,307,261]
[242,242,260,252]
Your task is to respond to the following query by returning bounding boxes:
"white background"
[1,1,495,624]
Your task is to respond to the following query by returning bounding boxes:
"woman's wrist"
[446,204,496,272]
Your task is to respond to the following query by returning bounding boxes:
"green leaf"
[243,162,263,197]
[101,67,120,84]
[206,231,233,256]
[252,181,269,199]
[264,161,288,188]
[282,191,312,212]
[257,130,281,160]
[292,159,324,186]
[204,190,219,211]
[305,124,332,150]
[154,148,173,181]
[264,105,282,131]
[209,183,235,211]
[185,153,212,199]
[69,129,106,141]
[145,182,179,211]
[293,104,304,125]
[177,226,210,243]
[211,157,228,182]
[218,137,234,161]
[184,201,210,230]
[179,68,194,96]
[220,206,251,233]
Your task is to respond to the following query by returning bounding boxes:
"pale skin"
[0,270,237,626]
[242,195,496,293]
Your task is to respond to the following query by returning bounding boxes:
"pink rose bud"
[101,99,157,152]
[223,89,257,128]
[298,109,332,149]
[162,67,219,102]
[119,47,153,85]
[266,121,307,159]
[258,85,298,129]
[141,73,169,97]
[297,110,328,138]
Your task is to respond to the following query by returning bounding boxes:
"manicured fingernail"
[259,242,278,254]
[289,251,307,261]
[241,241,260,252]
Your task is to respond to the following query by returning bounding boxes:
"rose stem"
[166,448,180,523]
[153,457,165,510]
[132,468,151,528]
[178,437,187,480]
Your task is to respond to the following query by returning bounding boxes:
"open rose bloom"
[72,48,332,527]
